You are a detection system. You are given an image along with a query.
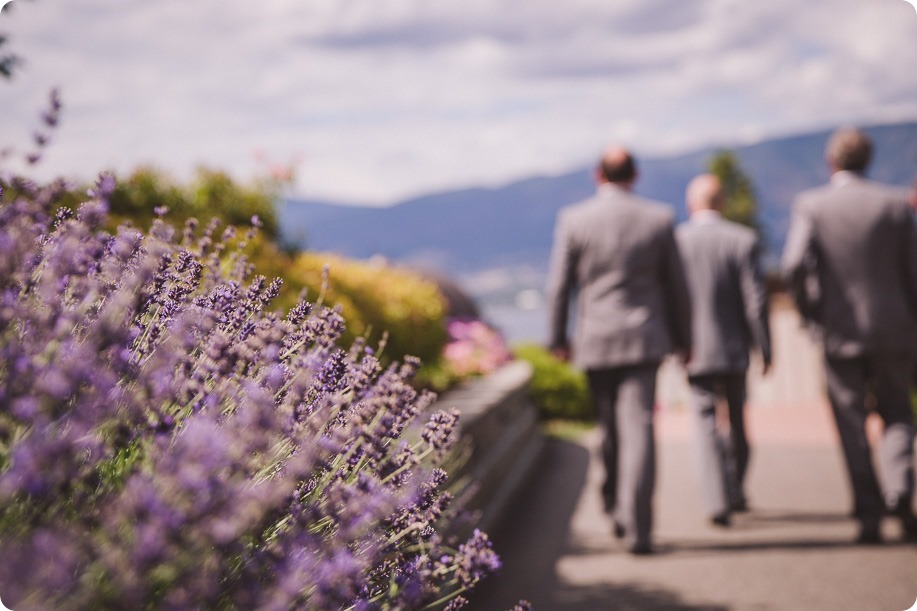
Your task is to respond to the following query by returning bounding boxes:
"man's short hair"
[826,128,872,172]
[599,150,637,183]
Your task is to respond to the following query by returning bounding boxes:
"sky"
[2,0,917,205]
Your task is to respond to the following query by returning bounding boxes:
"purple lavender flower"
[86,172,116,200]
[17,89,64,168]
[0,176,502,609]
[445,596,469,610]
[453,529,502,588]
[423,407,462,458]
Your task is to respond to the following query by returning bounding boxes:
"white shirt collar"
[831,170,861,186]
[690,209,722,224]
[597,182,630,196]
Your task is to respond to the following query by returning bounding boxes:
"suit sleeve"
[781,200,820,325]
[897,201,917,320]
[546,211,577,350]
[661,222,692,354]
[739,236,772,366]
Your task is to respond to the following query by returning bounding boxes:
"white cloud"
[1,0,916,203]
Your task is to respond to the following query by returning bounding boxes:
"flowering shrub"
[0,178,502,609]
[287,252,449,372]
[442,319,512,378]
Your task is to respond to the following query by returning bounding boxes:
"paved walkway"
[466,403,917,611]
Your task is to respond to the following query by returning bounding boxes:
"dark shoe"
[731,499,749,513]
[628,542,653,555]
[710,512,731,528]
[603,495,616,515]
[855,523,882,545]
[886,496,917,542]
[612,521,626,539]
[902,524,917,542]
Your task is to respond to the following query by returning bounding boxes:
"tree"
[708,150,761,235]
[0,1,34,79]
[0,34,20,79]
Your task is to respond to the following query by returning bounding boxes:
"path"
[466,403,917,610]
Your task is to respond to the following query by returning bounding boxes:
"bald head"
[826,127,872,173]
[597,146,637,186]
[686,173,723,215]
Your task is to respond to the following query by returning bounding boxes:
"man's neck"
[830,169,862,186]
[598,181,632,193]
[690,209,722,223]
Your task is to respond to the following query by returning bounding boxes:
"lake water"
[480,303,548,346]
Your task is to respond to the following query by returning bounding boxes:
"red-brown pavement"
[466,402,917,610]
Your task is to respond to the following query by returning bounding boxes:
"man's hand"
[551,345,571,362]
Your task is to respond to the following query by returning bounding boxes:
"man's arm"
[546,211,577,360]
[739,236,772,373]
[781,200,820,325]
[897,199,917,320]
[661,223,692,359]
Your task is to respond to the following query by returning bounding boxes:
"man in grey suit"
[782,127,917,544]
[676,174,772,527]
[547,146,692,554]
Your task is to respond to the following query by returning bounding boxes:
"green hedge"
[513,343,594,421]
[107,166,280,238]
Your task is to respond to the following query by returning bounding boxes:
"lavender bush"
[0,178,504,609]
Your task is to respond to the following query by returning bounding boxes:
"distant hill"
[279,122,917,280]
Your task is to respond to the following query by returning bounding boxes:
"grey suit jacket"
[676,213,771,376]
[547,184,692,370]
[782,173,917,358]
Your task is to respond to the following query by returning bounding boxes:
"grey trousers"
[824,355,916,526]
[687,373,749,516]
[588,364,658,549]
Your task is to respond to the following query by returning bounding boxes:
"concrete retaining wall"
[431,360,544,534]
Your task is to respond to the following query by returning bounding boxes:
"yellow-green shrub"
[288,253,449,367]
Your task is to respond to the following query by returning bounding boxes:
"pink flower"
[442,318,511,377]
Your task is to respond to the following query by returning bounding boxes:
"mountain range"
[279,122,917,298]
